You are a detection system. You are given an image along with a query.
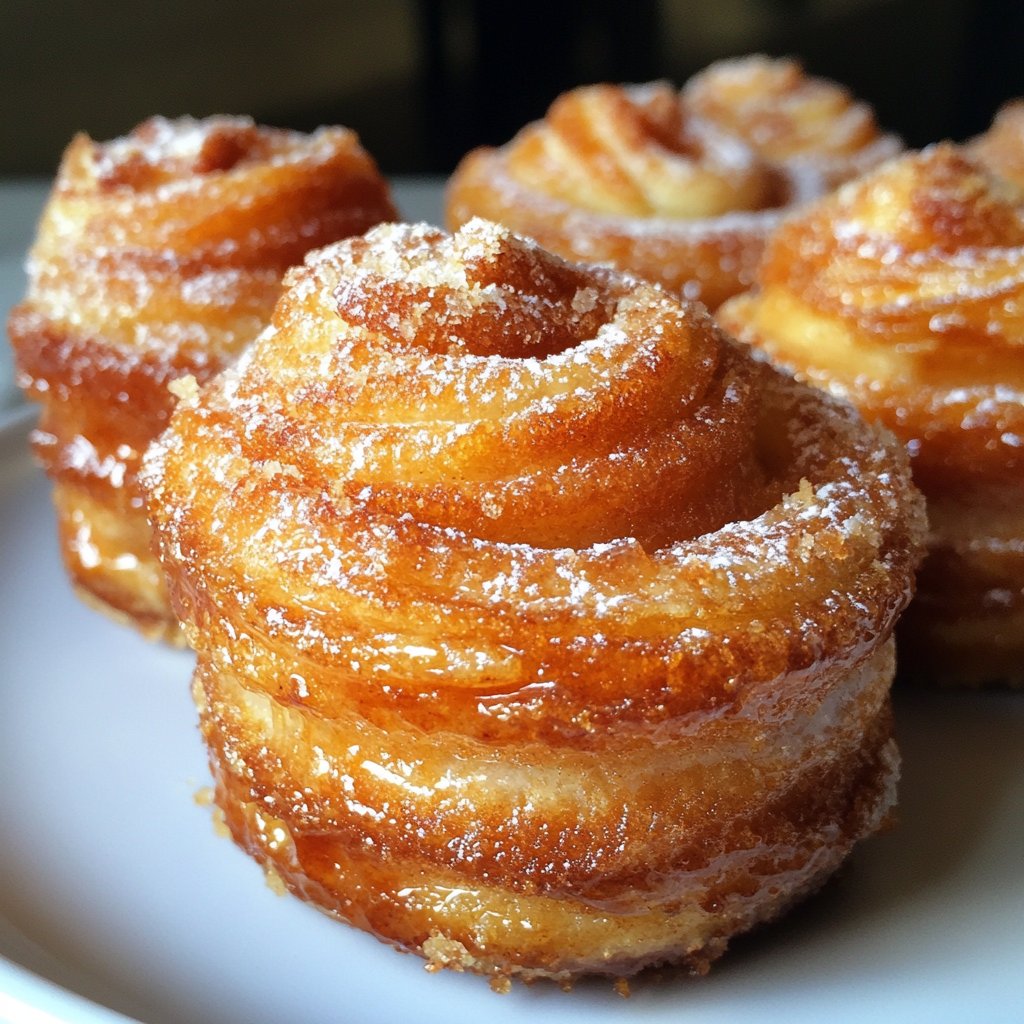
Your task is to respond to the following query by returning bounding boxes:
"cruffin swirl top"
[144,219,924,742]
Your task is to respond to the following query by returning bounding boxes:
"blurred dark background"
[2,0,1022,178]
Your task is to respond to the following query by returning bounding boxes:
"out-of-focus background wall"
[2,0,1022,175]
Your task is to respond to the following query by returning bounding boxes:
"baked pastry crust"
[143,219,924,981]
[8,115,396,642]
[719,145,1024,686]
[446,56,899,310]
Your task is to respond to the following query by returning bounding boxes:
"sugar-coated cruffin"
[719,143,1024,686]
[8,115,396,641]
[144,219,925,982]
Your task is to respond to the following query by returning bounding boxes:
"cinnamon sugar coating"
[143,220,924,981]
[719,145,1024,686]
[446,56,899,310]
[8,115,396,642]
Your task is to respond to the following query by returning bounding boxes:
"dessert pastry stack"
[720,142,1024,686]
[447,56,900,309]
[8,115,395,642]
[142,220,925,982]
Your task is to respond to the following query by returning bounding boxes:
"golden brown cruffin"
[8,115,396,643]
[719,144,1024,687]
[446,56,899,310]
[142,219,924,984]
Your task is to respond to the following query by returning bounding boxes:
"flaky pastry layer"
[447,56,899,309]
[144,220,924,980]
[719,144,1024,685]
[9,115,396,642]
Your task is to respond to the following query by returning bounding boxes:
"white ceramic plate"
[1,407,1023,1024]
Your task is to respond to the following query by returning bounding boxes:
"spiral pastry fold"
[446,56,899,309]
[8,115,396,642]
[719,145,1024,685]
[684,55,901,188]
[143,220,924,981]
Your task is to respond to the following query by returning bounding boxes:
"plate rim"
[0,955,143,1024]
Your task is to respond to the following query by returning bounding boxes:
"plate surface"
[2,411,1024,1024]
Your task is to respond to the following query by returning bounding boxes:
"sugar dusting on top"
[144,216,925,708]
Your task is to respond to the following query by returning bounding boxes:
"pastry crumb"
[422,932,478,973]
[572,286,599,313]
[211,805,230,838]
[264,864,288,896]
[257,458,301,481]
[168,374,199,402]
